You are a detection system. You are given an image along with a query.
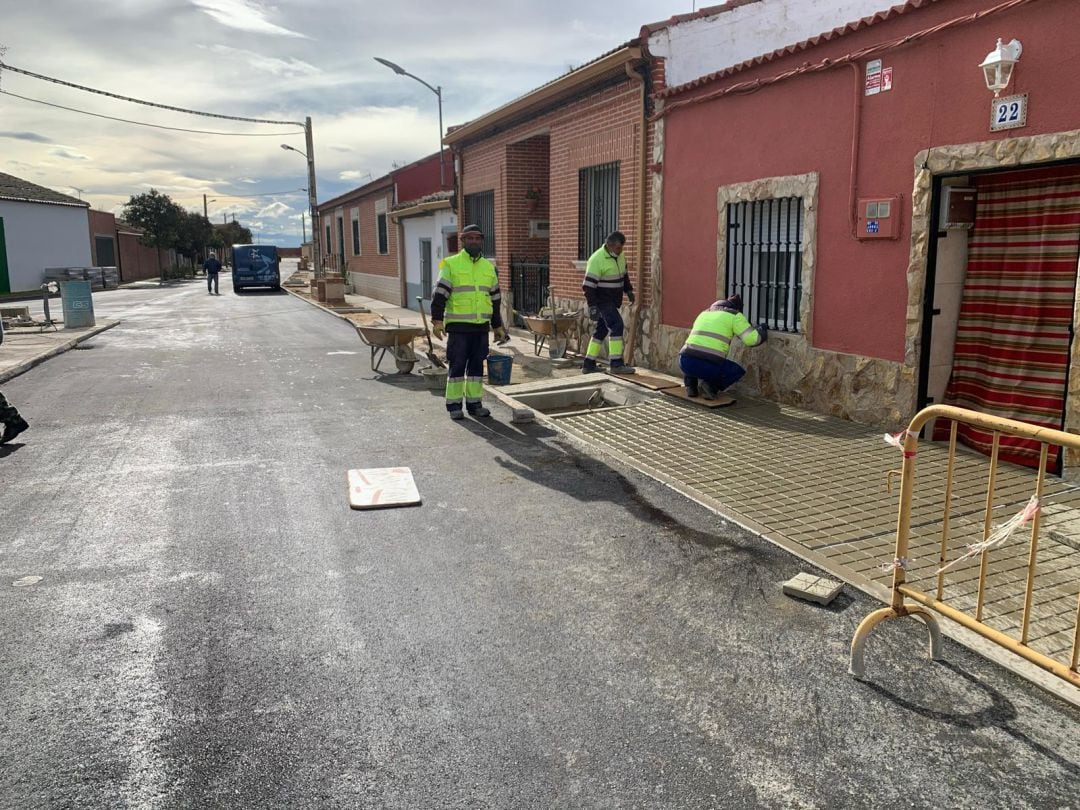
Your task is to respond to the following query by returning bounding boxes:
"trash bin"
[60,280,95,328]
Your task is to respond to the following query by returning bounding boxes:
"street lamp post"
[374,57,445,189]
[281,117,322,278]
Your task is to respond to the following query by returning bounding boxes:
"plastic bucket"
[487,353,513,385]
[420,366,448,390]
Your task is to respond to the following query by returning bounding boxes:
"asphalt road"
[1,278,1078,809]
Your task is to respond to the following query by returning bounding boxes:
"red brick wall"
[342,190,397,278]
[505,137,550,260]
[87,210,116,265]
[457,77,652,305]
[117,232,165,282]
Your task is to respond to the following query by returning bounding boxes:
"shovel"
[416,296,446,369]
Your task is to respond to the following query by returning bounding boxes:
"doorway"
[419,238,433,300]
[923,162,1080,471]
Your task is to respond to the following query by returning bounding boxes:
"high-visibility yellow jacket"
[430,250,503,332]
[680,308,762,362]
[582,246,632,308]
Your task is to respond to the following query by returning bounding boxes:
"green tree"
[213,221,254,264]
[176,210,214,262]
[123,189,184,280]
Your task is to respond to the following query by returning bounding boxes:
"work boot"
[449,409,465,421]
[467,405,492,418]
[0,416,29,445]
[699,381,719,401]
[609,364,636,375]
[685,382,700,398]
[582,360,602,374]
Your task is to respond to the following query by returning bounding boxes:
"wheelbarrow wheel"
[395,359,415,374]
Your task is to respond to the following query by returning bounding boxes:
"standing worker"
[203,251,222,295]
[582,230,635,374]
[679,294,767,399]
[0,392,29,445]
[429,224,507,420]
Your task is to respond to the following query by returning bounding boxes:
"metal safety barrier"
[850,404,1080,688]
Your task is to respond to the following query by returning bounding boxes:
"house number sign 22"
[990,93,1027,131]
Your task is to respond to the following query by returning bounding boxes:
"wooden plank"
[610,370,684,391]
[662,387,736,408]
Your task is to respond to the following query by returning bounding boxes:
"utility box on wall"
[857,196,901,240]
[940,186,977,229]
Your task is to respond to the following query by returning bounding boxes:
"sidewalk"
[0,320,120,384]
[288,283,1080,707]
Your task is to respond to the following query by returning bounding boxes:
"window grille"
[726,197,803,332]
[578,161,619,260]
[351,218,360,256]
[464,191,496,257]
[377,213,389,255]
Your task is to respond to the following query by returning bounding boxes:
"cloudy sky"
[0,0,695,245]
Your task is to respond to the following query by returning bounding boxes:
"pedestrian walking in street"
[203,251,222,295]
[429,224,507,420]
[0,391,29,445]
[679,294,767,399]
[582,231,635,375]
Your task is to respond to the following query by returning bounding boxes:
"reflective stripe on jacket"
[582,245,631,308]
[429,250,502,328]
[679,309,761,362]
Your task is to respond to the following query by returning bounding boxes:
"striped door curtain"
[934,165,1080,471]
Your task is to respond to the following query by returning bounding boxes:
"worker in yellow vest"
[430,224,507,420]
[679,294,767,399]
[581,230,635,374]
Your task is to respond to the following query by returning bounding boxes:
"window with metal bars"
[351,214,361,256]
[578,161,619,260]
[464,191,496,257]
[726,197,803,333]
[377,213,389,254]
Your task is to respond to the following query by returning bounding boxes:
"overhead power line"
[0,60,303,126]
[0,89,303,136]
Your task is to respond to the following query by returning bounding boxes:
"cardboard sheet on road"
[348,467,421,509]
[662,387,736,408]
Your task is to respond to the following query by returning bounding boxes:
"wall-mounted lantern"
[980,38,1022,97]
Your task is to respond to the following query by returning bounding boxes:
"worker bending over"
[679,294,767,399]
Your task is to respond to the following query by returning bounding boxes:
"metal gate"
[509,255,549,325]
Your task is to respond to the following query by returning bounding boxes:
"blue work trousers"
[679,353,745,392]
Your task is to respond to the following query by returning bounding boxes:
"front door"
[420,238,433,299]
[931,163,1080,471]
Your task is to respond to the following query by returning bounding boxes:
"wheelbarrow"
[354,323,427,374]
[520,312,580,357]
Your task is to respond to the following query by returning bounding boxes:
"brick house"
[649,0,1080,472]
[443,43,657,361]
[318,152,449,305]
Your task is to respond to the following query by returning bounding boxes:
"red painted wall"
[659,0,1077,362]
[394,152,449,202]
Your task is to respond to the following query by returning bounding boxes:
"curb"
[0,320,121,384]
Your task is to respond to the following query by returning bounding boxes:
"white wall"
[649,0,899,89]
[402,209,457,308]
[0,201,91,292]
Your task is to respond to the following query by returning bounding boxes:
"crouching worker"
[0,391,29,444]
[430,224,507,420]
[679,294,767,399]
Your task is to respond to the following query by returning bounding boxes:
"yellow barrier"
[850,404,1080,688]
